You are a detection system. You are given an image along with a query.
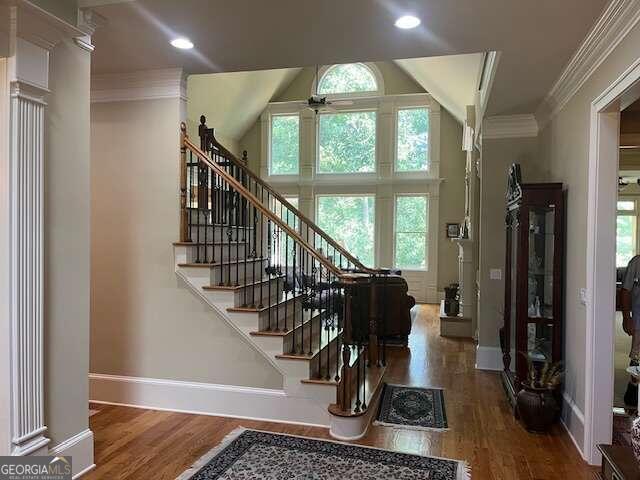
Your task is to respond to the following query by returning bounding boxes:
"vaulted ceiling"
[87,0,609,117]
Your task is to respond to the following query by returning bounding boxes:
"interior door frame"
[585,56,640,465]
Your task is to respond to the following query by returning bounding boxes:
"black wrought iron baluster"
[381,273,387,367]
[251,199,258,307]
[267,217,272,331]
[292,226,298,354]
[234,164,240,286]
[275,224,281,332]
[226,185,232,287]
[257,190,264,310]
[309,257,316,356]
[361,345,367,410]
[335,276,340,382]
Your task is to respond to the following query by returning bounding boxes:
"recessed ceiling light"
[395,15,421,29]
[170,37,194,50]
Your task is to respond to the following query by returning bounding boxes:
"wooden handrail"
[182,128,349,279]
[199,120,374,274]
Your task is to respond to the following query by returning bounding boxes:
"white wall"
[90,95,283,389]
[45,37,93,450]
[537,12,640,455]
[0,56,10,458]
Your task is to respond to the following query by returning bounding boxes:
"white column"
[7,38,50,456]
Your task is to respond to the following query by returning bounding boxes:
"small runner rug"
[177,428,469,480]
[375,384,448,431]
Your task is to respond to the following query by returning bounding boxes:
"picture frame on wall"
[446,223,460,239]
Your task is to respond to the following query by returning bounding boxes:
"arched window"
[317,63,381,96]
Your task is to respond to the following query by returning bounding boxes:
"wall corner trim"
[475,345,503,371]
[536,0,640,128]
[560,391,587,462]
[48,429,95,479]
[482,114,538,140]
[90,68,187,103]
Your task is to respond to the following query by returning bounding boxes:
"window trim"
[393,193,429,271]
[315,193,377,268]
[268,112,301,177]
[312,63,385,100]
[394,106,431,174]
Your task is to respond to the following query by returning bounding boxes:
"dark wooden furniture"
[598,444,640,479]
[499,164,565,408]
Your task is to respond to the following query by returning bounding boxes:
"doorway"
[585,58,640,464]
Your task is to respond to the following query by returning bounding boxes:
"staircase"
[173,119,393,440]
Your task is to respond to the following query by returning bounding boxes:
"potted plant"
[516,356,563,433]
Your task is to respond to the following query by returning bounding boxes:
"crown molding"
[91,68,188,103]
[482,114,538,140]
[536,0,640,129]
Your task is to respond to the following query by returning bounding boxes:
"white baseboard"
[560,391,586,461]
[89,373,330,428]
[49,429,95,479]
[475,345,503,371]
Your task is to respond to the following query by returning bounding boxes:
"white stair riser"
[256,298,303,331]
[232,277,285,308]
[211,260,268,285]
[188,225,252,243]
[310,334,341,379]
[284,378,337,404]
[181,243,248,263]
[282,312,325,354]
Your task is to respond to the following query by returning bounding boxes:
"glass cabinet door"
[508,210,519,373]
[526,206,555,361]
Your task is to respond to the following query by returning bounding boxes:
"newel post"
[179,122,189,242]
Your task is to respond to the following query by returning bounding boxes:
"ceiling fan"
[300,65,353,114]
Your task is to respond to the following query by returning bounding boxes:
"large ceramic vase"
[631,417,640,461]
[516,385,560,433]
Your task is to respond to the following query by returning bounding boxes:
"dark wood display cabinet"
[499,164,565,408]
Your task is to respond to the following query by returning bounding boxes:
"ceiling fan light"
[395,15,421,29]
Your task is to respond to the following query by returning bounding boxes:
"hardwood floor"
[86,305,598,479]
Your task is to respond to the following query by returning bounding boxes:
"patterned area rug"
[375,384,448,431]
[177,428,469,480]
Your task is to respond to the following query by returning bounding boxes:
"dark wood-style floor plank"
[85,305,598,479]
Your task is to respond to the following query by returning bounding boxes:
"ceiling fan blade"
[331,100,353,106]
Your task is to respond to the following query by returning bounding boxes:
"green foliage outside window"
[318,64,378,95]
[617,214,636,268]
[395,196,428,269]
[397,108,429,171]
[270,115,299,175]
[318,112,376,173]
[316,196,375,267]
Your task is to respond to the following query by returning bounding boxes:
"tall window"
[270,114,299,175]
[617,199,638,267]
[316,195,375,267]
[396,107,429,172]
[394,195,428,269]
[318,111,376,173]
[317,63,378,96]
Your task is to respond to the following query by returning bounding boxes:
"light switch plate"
[579,288,587,305]
[490,269,502,280]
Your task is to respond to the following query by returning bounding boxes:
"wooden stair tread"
[249,309,323,336]
[227,293,303,313]
[276,325,340,361]
[203,275,284,291]
[328,364,386,418]
[177,257,267,268]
